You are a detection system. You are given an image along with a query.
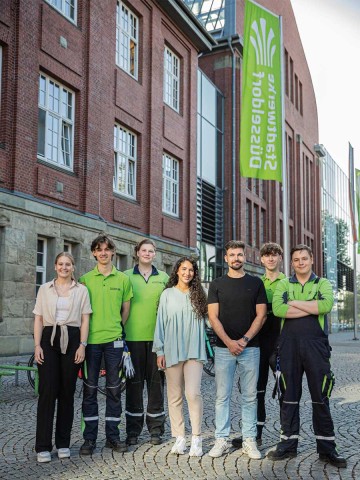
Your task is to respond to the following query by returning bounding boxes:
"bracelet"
[34,344,40,347]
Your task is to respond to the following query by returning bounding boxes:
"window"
[260,208,266,246]
[63,241,72,253]
[113,124,137,198]
[246,200,251,245]
[253,205,259,248]
[37,74,75,169]
[36,238,47,294]
[290,58,294,104]
[45,0,76,23]
[164,47,180,112]
[116,254,128,271]
[299,81,303,115]
[116,1,138,79]
[162,153,179,216]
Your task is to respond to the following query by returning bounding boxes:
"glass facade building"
[197,70,225,281]
[183,0,225,34]
[321,149,354,331]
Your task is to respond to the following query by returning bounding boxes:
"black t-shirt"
[207,273,267,348]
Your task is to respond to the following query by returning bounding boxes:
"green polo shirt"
[124,265,169,341]
[79,265,133,344]
[261,272,286,314]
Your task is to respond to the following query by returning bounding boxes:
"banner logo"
[250,19,276,67]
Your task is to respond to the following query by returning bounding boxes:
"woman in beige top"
[33,252,92,463]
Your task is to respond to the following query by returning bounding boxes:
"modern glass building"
[197,70,225,281]
[183,0,225,34]
[321,148,354,331]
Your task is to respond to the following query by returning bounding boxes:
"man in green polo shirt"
[124,239,169,446]
[79,234,133,456]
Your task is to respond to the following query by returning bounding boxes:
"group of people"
[33,234,346,468]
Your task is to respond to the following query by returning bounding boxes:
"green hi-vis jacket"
[272,272,334,333]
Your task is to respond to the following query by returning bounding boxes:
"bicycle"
[27,353,126,395]
[204,326,216,377]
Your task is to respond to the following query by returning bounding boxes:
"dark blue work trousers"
[82,341,123,442]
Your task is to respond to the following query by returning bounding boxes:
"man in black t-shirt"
[207,240,267,459]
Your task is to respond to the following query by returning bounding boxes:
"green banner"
[240,0,283,181]
[356,169,360,252]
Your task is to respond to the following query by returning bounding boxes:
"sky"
[290,0,360,172]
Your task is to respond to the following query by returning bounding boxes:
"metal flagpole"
[349,143,359,340]
[280,16,289,276]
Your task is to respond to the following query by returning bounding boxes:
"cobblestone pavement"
[0,332,359,479]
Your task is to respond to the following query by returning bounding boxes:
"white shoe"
[37,451,51,463]
[208,438,229,458]
[171,436,187,455]
[189,436,203,457]
[58,448,71,459]
[242,438,262,459]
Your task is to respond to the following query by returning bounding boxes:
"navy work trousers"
[125,341,165,438]
[82,341,123,442]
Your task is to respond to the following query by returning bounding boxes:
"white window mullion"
[116,1,138,79]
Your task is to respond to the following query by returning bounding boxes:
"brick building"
[187,0,322,277]
[0,0,214,354]
[0,0,322,355]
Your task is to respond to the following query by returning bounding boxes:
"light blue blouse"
[152,287,207,368]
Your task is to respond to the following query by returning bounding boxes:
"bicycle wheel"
[27,353,37,389]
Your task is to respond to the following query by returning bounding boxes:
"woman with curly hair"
[153,257,207,457]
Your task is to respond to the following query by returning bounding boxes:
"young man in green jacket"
[267,244,346,468]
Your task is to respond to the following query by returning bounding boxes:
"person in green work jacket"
[267,244,347,468]
[124,239,169,446]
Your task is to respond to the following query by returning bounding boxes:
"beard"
[229,262,244,271]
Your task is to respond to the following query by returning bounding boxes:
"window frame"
[113,124,137,199]
[0,45,2,117]
[45,0,77,24]
[36,237,47,294]
[162,153,180,217]
[116,1,139,79]
[37,73,75,171]
[163,46,180,112]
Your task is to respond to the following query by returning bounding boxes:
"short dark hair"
[290,244,313,259]
[133,238,156,262]
[91,234,116,252]
[225,240,246,253]
[260,242,283,257]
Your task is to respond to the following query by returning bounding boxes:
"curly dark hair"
[166,257,207,320]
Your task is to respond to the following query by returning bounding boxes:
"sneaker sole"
[58,453,70,459]
[37,457,51,463]
[208,448,229,458]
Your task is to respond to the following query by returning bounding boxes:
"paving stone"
[0,332,359,479]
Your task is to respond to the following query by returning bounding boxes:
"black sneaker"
[319,452,347,468]
[150,435,162,445]
[126,436,138,446]
[105,439,128,453]
[79,439,96,455]
[267,448,297,461]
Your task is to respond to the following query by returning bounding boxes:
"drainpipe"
[228,36,236,240]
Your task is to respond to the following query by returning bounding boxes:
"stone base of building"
[0,190,193,355]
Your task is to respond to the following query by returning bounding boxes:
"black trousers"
[257,331,278,431]
[278,317,336,455]
[125,341,165,437]
[35,326,80,453]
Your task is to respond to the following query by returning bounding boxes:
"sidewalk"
[0,332,359,479]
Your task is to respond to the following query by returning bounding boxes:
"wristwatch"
[80,341,87,347]
[242,335,250,343]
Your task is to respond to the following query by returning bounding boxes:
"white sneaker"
[242,438,262,459]
[189,436,203,457]
[171,436,187,455]
[37,451,51,463]
[208,438,229,458]
[58,448,70,459]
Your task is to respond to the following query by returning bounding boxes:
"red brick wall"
[0,0,199,249]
